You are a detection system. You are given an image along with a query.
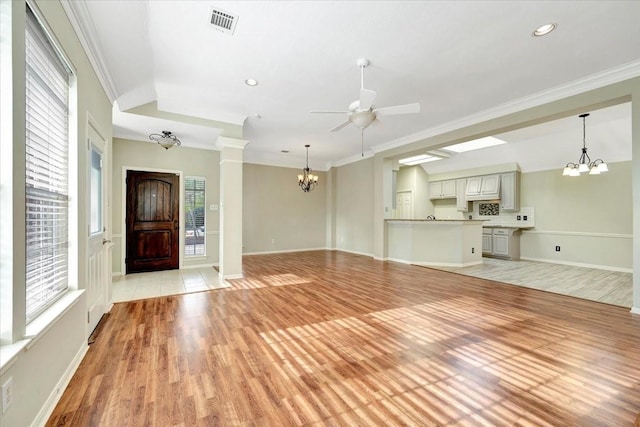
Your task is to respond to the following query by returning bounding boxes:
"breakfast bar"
[387,219,484,267]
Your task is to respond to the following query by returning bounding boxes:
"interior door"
[396,191,413,219]
[87,124,109,337]
[126,171,180,273]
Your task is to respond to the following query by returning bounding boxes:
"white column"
[217,136,249,280]
[631,89,640,314]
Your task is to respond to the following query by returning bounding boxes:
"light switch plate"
[210,204,219,211]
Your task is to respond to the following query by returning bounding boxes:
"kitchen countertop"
[386,219,485,223]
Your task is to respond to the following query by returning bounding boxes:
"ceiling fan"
[311,58,421,139]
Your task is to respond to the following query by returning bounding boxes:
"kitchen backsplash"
[478,203,500,216]
[472,204,535,228]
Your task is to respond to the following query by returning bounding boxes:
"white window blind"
[185,177,206,256]
[25,6,72,322]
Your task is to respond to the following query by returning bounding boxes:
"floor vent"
[209,7,238,35]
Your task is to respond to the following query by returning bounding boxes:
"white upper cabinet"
[466,174,500,200]
[456,179,470,212]
[429,180,456,199]
[500,171,520,211]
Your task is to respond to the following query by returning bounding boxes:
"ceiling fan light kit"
[562,113,607,176]
[310,57,420,155]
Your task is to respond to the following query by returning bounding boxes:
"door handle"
[102,239,112,245]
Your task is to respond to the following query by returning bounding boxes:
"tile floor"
[112,267,229,303]
[428,257,633,308]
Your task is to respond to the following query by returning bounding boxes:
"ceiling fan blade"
[310,110,349,114]
[373,103,420,116]
[359,89,376,110]
[329,120,351,132]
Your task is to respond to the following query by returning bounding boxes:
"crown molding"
[366,59,640,158]
[243,151,331,172]
[330,151,374,168]
[60,0,118,103]
[215,136,249,150]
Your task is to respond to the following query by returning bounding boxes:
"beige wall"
[111,138,221,272]
[0,1,113,426]
[520,160,632,269]
[243,163,327,253]
[335,158,375,255]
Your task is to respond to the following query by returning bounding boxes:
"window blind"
[25,7,72,322]
[184,177,206,256]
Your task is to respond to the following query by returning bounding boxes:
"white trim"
[630,307,640,315]
[520,256,632,273]
[215,136,249,150]
[112,234,122,239]
[59,1,118,102]
[521,229,632,239]
[243,151,332,172]
[181,263,215,270]
[220,273,243,280]
[30,342,89,427]
[330,151,374,168]
[243,247,330,256]
[386,258,483,268]
[332,248,374,258]
[206,231,220,236]
[366,60,640,158]
[111,271,122,277]
[219,159,244,165]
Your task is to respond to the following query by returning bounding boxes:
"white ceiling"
[64,1,640,171]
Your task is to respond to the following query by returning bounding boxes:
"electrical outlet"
[555,246,561,252]
[471,247,475,254]
[523,215,528,220]
[517,215,521,220]
[2,377,13,413]
[271,238,275,244]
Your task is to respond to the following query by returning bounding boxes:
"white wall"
[335,157,375,255]
[242,163,327,254]
[0,1,112,425]
[111,138,221,272]
[396,165,431,219]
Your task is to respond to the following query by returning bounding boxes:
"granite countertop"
[386,219,485,223]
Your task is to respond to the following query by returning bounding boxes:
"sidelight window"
[184,177,206,256]
[25,5,73,322]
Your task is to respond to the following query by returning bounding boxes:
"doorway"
[125,170,180,273]
[395,191,413,219]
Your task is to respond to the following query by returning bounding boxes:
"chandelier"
[562,113,607,176]
[298,144,318,192]
[149,130,181,150]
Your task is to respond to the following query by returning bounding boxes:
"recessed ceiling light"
[442,136,507,153]
[532,23,557,37]
[281,150,289,153]
[399,154,442,166]
[245,78,258,86]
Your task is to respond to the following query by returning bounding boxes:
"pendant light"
[298,145,318,192]
[562,113,607,176]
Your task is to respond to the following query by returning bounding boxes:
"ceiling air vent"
[209,7,238,35]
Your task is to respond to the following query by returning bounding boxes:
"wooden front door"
[126,170,180,273]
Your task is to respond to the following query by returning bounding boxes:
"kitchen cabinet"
[482,228,492,254]
[500,172,520,211]
[429,180,456,199]
[465,174,501,200]
[482,227,521,260]
[456,179,471,212]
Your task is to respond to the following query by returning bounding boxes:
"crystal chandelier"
[562,113,608,176]
[298,144,318,192]
[149,130,181,150]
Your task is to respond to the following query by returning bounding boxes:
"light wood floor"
[429,257,633,308]
[48,251,640,426]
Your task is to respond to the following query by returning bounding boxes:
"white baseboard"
[630,307,640,315]
[219,273,243,280]
[30,342,88,427]
[332,248,374,257]
[111,271,122,277]
[387,258,483,268]
[243,247,329,256]
[181,263,215,270]
[520,257,632,273]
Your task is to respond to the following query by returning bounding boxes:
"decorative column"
[216,136,249,280]
[632,87,640,314]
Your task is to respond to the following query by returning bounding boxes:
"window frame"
[184,176,206,258]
